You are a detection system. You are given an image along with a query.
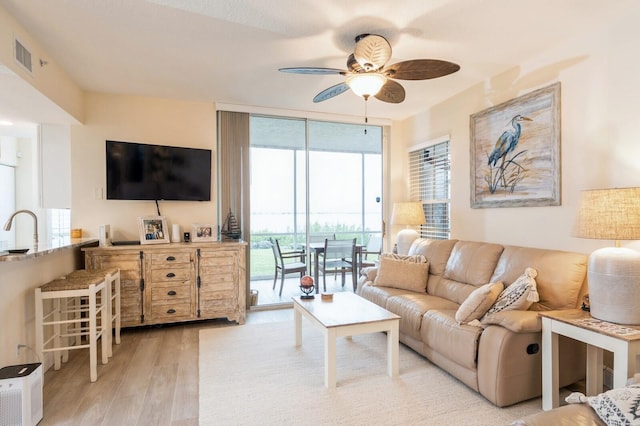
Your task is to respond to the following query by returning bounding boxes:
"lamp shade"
[391,202,426,256]
[574,187,640,243]
[391,202,426,226]
[346,73,387,98]
[574,187,640,324]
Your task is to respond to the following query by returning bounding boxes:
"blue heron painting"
[485,114,533,194]
[471,82,560,208]
[488,114,532,167]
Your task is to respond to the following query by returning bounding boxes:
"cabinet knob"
[166,256,176,261]
[167,308,176,314]
[167,290,177,296]
[166,272,176,278]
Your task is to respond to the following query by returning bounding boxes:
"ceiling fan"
[279,34,461,104]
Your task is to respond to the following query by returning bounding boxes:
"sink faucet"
[3,209,38,246]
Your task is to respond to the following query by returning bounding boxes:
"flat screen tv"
[106,140,212,201]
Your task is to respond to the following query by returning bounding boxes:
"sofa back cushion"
[408,238,458,276]
[490,245,587,310]
[408,238,458,292]
[432,241,504,304]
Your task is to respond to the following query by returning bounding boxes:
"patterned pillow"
[455,282,504,324]
[380,253,426,263]
[373,254,429,292]
[484,268,539,315]
[566,386,640,425]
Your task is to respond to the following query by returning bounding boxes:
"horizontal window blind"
[408,141,450,240]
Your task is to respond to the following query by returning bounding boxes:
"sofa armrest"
[361,266,378,282]
[481,310,541,333]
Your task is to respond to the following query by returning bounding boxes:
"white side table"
[540,310,640,410]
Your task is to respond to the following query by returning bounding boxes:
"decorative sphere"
[300,275,314,288]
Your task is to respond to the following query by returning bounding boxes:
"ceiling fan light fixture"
[346,73,387,98]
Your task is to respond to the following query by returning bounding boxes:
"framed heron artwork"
[470,82,561,208]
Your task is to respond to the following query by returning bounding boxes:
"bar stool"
[65,268,121,356]
[35,275,109,382]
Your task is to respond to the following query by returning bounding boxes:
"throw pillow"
[373,254,429,292]
[380,253,426,263]
[455,282,504,324]
[484,267,539,315]
[566,386,640,425]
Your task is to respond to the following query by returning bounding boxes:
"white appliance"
[99,224,112,247]
[0,363,43,426]
[171,224,181,243]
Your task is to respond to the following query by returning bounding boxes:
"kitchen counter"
[0,238,99,262]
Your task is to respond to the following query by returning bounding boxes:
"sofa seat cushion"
[359,283,412,308]
[386,294,459,340]
[421,309,483,370]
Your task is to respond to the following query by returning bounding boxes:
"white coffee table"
[292,292,400,388]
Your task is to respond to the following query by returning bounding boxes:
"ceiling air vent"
[13,36,33,75]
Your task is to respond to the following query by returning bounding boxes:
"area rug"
[199,320,543,425]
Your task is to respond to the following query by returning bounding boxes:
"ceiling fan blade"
[313,82,350,103]
[375,80,405,104]
[353,34,392,71]
[384,59,460,80]
[279,67,346,75]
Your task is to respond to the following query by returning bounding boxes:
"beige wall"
[71,92,218,241]
[395,5,640,254]
[0,5,83,123]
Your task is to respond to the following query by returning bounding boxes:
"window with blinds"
[408,140,450,239]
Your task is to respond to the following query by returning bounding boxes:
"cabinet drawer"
[150,252,191,266]
[199,251,237,267]
[151,302,192,321]
[151,282,192,303]
[150,267,191,282]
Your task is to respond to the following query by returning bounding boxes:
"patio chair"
[309,233,336,243]
[360,234,382,268]
[317,238,356,292]
[270,238,307,296]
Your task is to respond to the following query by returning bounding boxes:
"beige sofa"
[356,238,589,407]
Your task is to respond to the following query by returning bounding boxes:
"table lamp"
[391,202,426,255]
[574,187,640,324]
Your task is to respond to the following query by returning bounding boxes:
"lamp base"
[396,229,419,256]
[588,247,640,325]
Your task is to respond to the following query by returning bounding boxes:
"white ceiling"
[0,0,637,128]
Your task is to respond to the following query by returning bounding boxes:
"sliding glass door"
[249,115,383,306]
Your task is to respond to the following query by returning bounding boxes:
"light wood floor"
[40,309,292,426]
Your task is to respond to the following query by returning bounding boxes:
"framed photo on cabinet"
[192,224,216,242]
[138,216,170,244]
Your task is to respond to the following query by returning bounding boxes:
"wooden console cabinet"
[83,242,246,327]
